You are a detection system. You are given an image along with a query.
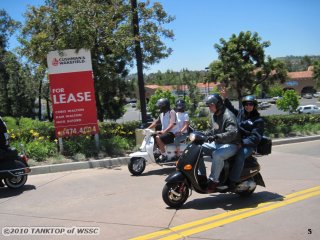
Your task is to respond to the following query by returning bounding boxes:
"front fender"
[165,171,186,183]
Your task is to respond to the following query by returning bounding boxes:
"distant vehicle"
[268,96,282,104]
[130,102,136,108]
[302,93,313,99]
[296,105,320,114]
[258,102,271,110]
[313,92,320,98]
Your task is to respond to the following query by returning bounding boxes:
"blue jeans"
[201,142,238,182]
[229,146,254,183]
[174,133,188,146]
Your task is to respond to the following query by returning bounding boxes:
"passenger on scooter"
[202,93,241,192]
[220,88,264,190]
[146,98,176,162]
[173,99,190,158]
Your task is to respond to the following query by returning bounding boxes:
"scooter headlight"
[189,133,196,142]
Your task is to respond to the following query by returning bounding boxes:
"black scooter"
[162,131,269,208]
[0,147,31,189]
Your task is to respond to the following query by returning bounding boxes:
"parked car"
[313,92,320,98]
[302,93,313,99]
[258,102,271,110]
[296,105,320,114]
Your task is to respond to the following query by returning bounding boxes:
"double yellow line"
[131,186,320,240]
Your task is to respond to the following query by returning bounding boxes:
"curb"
[30,135,320,175]
[272,134,320,145]
[30,157,130,175]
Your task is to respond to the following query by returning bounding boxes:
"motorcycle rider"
[173,99,190,158]
[202,93,241,192]
[220,88,264,190]
[147,98,176,162]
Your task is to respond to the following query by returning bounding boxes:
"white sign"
[47,49,92,74]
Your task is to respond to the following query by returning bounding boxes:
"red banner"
[47,49,99,138]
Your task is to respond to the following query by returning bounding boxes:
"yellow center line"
[130,186,320,240]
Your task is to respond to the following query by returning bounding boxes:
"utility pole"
[131,0,147,127]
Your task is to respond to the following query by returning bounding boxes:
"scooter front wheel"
[128,157,146,176]
[162,182,189,208]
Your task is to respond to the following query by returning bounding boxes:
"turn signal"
[183,164,193,171]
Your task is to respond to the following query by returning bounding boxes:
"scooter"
[0,146,31,189]
[128,129,188,176]
[162,131,268,208]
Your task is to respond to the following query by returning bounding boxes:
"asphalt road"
[0,140,319,240]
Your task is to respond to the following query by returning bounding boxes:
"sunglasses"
[244,102,254,106]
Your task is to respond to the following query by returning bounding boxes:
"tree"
[276,90,299,113]
[209,31,287,105]
[19,0,174,121]
[313,60,320,89]
[0,10,35,117]
[268,84,284,97]
[147,89,176,118]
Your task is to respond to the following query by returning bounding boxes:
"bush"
[17,139,57,162]
[263,114,320,137]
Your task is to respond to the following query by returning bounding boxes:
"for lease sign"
[47,49,99,138]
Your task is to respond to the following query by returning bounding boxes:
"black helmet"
[242,95,258,108]
[156,98,170,113]
[205,93,224,111]
[175,99,186,112]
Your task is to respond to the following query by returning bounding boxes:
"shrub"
[21,140,57,162]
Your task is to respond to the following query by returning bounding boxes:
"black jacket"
[224,98,264,147]
[211,106,241,145]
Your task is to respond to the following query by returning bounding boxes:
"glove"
[207,135,217,142]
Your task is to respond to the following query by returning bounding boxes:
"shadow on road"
[141,166,176,176]
[178,191,284,211]
[0,184,36,199]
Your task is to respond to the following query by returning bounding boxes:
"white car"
[258,102,271,110]
[296,105,320,114]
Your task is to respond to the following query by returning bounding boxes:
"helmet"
[175,99,186,112]
[205,93,224,111]
[242,95,258,108]
[156,98,170,113]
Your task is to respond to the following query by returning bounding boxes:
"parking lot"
[117,97,320,123]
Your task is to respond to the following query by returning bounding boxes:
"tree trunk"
[38,78,43,120]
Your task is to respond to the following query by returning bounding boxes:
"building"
[283,67,316,95]
[145,67,317,98]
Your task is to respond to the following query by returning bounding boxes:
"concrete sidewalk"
[30,135,320,175]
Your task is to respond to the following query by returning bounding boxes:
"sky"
[1,0,320,74]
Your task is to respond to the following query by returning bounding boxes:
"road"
[0,140,320,240]
[117,98,320,123]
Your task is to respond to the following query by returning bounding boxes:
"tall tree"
[208,31,287,104]
[313,60,320,89]
[0,10,35,117]
[19,0,174,121]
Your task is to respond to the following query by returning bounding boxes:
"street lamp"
[205,67,209,96]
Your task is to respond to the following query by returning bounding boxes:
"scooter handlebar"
[143,128,156,135]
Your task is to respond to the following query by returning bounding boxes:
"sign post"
[47,49,99,151]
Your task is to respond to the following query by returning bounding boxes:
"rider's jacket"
[224,98,264,147]
[211,106,241,145]
[0,117,9,149]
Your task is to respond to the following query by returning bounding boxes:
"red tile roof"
[288,71,313,79]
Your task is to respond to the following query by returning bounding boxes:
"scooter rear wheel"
[4,161,28,189]
[128,157,146,176]
[162,182,189,208]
